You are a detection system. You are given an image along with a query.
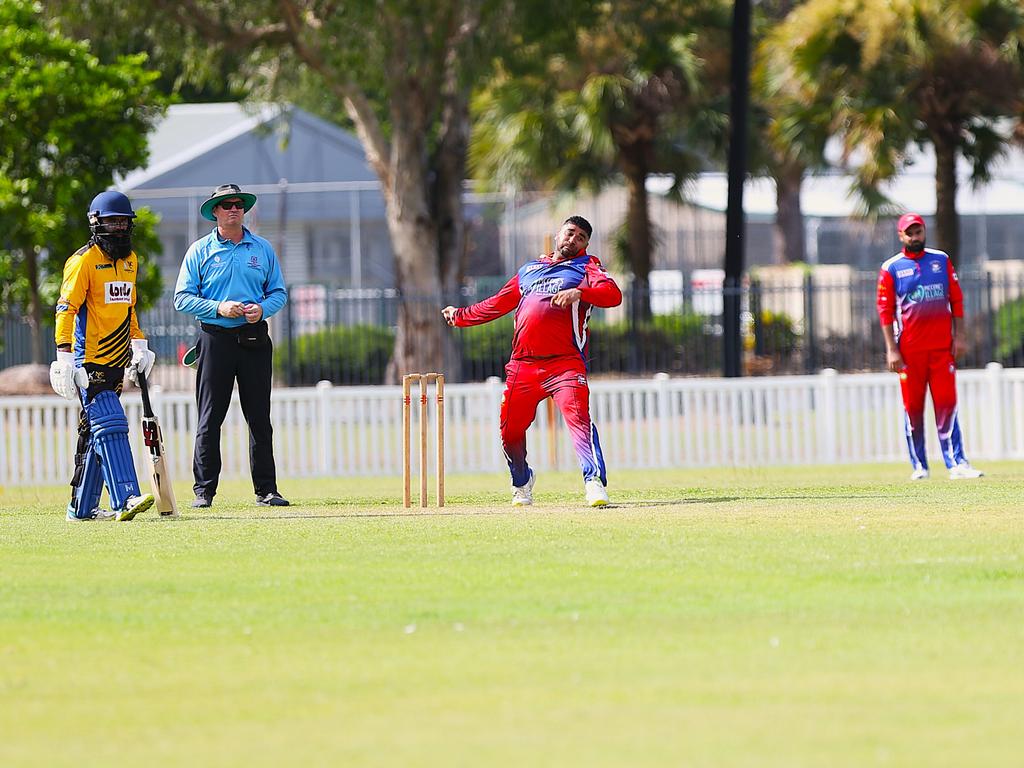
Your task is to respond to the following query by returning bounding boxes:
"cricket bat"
[136,369,179,518]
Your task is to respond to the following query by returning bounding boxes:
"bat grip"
[137,368,154,417]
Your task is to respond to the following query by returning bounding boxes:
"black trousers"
[193,323,277,498]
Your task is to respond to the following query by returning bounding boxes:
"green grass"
[2,464,1023,767]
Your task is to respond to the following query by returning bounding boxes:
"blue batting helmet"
[88,191,136,220]
[88,191,136,259]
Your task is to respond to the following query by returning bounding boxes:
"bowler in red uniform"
[442,216,622,506]
[876,213,983,480]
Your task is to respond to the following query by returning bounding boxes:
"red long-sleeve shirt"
[452,253,622,363]
[877,247,963,351]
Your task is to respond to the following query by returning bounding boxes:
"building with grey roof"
[118,102,394,288]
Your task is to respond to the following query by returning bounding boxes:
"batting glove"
[127,338,156,383]
[49,351,87,400]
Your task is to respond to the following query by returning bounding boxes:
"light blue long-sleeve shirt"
[173,227,288,327]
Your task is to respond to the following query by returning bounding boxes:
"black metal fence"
[5,271,1024,384]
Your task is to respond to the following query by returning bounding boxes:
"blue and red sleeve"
[876,268,896,326]
[947,260,963,318]
[578,257,622,308]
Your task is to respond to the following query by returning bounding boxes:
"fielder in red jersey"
[876,213,982,481]
[442,215,622,507]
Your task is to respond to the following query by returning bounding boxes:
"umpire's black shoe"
[256,492,290,507]
[191,496,212,509]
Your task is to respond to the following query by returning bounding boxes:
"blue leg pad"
[70,446,105,519]
[87,390,140,511]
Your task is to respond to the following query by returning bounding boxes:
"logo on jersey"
[248,253,261,269]
[104,281,132,304]
[931,261,941,273]
[576,374,587,386]
[95,263,113,270]
[523,264,544,273]
[896,268,914,278]
[530,277,563,296]
[907,284,945,304]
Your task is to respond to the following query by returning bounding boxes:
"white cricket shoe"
[66,505,115,521]
[511,470,535,507]
[949,463,984,480]
[584,479,609,507]
[909,468,930,481]
[117,493,155,522]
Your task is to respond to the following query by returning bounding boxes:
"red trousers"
[898,347,966,470]
[500,357,606,487]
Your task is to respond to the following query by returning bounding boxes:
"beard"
[556,242,579,259]
[94,234,132,260]
[905,240,925,253]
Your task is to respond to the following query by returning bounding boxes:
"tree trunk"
[380,108,449,382]
[932,135,960,266]
[383,192,447,383]
[24,248,44,364]
[432,89,471,382]
[623,162,653,323]
[773,160,805,264]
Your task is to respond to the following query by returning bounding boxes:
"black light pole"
[723,0,752,377]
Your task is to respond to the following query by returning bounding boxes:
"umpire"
[174,183,290,508]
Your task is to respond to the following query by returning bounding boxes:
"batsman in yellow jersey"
[49,191,156,521]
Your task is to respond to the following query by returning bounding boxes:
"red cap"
[897,213,925,233]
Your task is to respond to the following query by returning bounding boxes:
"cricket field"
[2,464,1022,766]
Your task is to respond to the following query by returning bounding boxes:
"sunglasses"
[218,201,246,210]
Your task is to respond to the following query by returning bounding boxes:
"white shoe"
[585,479,609,507]
[949,463,984,480]
[117,493,155,521]
[66,505,115,521]
[909,468,929,481]
[511,471,535,506]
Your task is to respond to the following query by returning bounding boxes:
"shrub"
[589,311,721,375]
[754,310,799,357]
[277,324,395,385]
[993,296,1024,366]
[458,317,513,380]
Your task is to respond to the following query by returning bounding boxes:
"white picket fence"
[2,365,1022,487]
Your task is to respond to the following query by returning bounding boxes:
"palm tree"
[765,0,1024,265]
[471,0,730,321]
[752,0,832,265]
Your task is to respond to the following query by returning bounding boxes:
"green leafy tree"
[0,0,167,362]
[470,0,730,320]
[765,0,1024,265]
[43,0,246,103]
[57,0,562,381]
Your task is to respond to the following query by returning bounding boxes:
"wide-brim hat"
[200,183,257,221]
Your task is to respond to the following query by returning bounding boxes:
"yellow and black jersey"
[55,243,145,367]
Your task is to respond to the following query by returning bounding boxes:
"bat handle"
[137,367,154,417]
